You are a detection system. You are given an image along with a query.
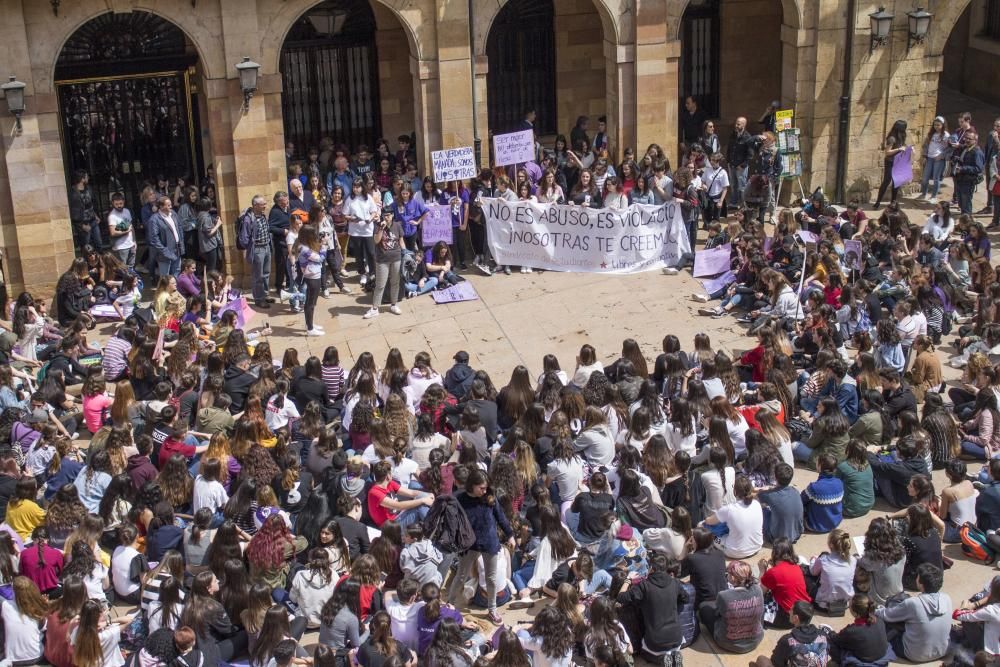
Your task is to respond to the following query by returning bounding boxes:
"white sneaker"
[662,267,679,275]
[340,286,352,295]
[280,289,296,302]
[363,307,379,319]
[322,289,330,298]
[929,197,938,204]
[314,324,325,331]
[520,266,527,273]
[693,294,711,303]
[307,328,323,336]
[476,263,493,276]
[389,304,402,315]
[524,267,532,273]
[360,274,368,287]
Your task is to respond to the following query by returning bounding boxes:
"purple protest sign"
[432,281,480,304]
[699,270,736,295]
[892,146,913,188]
[492,130,535,167]
[693,244,732,278]
[763,237,773,255]
[421,204,454,247]
[795,230,819,244]
[844,239,863,271]
[217,295,254,329]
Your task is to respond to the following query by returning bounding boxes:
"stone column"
[410,57,441,178]
[434,4,476,150]
[0,2,74,295]
[635,0,679,164]
[607,43,636,162]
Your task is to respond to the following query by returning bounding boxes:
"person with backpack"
[422,488,475,584]
[751,601,830,667]
[446,469,514,625]
[237,195,274,309]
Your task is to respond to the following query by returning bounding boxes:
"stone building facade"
[0,0,983,294]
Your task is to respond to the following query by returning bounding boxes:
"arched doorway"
[679,0,783,126]
[280,0,382,157]
[486,0,557,136]
[55,11,202,223]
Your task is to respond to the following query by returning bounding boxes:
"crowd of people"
[4,106,1000,667]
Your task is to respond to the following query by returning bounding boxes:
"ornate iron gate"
[280,0,382,157]
[57,73,197,222]
[486,0,557,136]
[680,0,721,118]
[55,11,199,223]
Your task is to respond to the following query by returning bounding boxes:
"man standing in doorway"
[726,116,753,214]
[240,195,273,310]
[106,192,136,272]
[269,191,291,294]
[953,131,985,216]
[148,196,183,277]
[68,170,103,253]
[680,96,707,155]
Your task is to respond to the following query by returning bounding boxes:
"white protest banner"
[482,198,689,274]
[431,146,477,182]
[492,130,535,167]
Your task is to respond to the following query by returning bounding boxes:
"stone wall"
[942,6,1000,109]
[554,0,608,145]
[718,0,783,132]
[374,4,417,162]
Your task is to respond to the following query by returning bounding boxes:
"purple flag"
[699,270,736,295]
[432,282,480,303]
[217,295,253,329]
[421,204,454,247]
[693,244,732,278]
[892,146,913,188]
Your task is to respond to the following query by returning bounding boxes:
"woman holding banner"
[568,169,602,208]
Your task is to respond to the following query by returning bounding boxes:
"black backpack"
[235,207,253,250]
[423,495,476,554]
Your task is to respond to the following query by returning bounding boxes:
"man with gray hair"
[236,194,273,308]
[726,116,753,213]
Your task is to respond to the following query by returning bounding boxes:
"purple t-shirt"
[417,605,463,656]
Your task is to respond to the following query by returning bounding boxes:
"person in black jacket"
[868,436,928,508]
[753,601,831,667]
[829,595,890,665]
[686,527,729,608]
[443,351,476,398]
[444,379,497,444]
[616,550,689,661]
[54,258,93,327]
[180,571,249,666]
[46,337,88,387]
[334,494,371,561]
[292,356,334,420]
[223,355,256,415]
[879,369,917,431]
[268,191,292,292]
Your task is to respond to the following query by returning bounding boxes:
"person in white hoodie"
[404,351,443,408]
[400,524,444,586]
[876,563,952,663]
[289,548,339,628]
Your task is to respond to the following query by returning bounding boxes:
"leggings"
[202,246,221,273]
[303,277,321,330]
[875,161,898,207]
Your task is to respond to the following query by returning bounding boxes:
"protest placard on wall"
[421,203,454,247]
[492,130,535,167]
[431,147,477,182]
[481,198,689,274]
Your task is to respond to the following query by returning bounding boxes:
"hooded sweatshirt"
[443,363,475,398]
[877,591,952,662]
[400,539,444,586]
[405,368,443,407]
[290,568,339,627]
[127,454,158,493]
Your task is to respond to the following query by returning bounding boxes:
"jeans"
[73,222,104,252]
[156,256,181,277]
[449,550,499,613]
[405,277,438,295]
[728,164,748,208]
[584,568,614,595]
[921,157,947,197]
[396,504,429,527]
[114,246,136,272]
[792,441,813,462]
[303,277,321,330]
[512,561,535,591]
[373,260,401,308]
[251,244,272,304]
[957,179,975,214]
[961,439,988,460]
